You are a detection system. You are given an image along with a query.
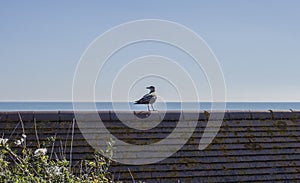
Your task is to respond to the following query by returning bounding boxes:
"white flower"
[48,166,62,176]
[0,138,8,146]
[15,138,24,146]
[22,134,27,139]
[34,148,47,156]
[14,140,22,146]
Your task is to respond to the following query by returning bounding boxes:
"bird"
[134,86,157,111]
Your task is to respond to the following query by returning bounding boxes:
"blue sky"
[0,1,300,102]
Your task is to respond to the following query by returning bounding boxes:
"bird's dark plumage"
[134,86,157,111]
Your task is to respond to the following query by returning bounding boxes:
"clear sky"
[0,0,300,102]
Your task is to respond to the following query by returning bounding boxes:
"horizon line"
[1,100,300,103]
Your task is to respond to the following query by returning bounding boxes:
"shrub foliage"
[0,135,115,183]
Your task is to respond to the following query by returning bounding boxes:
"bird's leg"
[151,104,156,111]
[147,104,150,111]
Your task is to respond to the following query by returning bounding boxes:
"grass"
[0,113,117,183]
[0,133,115,183]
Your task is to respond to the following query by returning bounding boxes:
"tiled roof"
[0,111,299,182]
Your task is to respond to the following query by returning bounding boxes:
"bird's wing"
[135,94,153,104]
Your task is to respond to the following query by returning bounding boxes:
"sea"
[0,102,299,111]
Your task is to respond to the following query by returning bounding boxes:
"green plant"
[0,135,115,183]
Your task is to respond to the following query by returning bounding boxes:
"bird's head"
[146,86,155,92]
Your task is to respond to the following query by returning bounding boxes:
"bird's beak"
[146,87,150,89]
